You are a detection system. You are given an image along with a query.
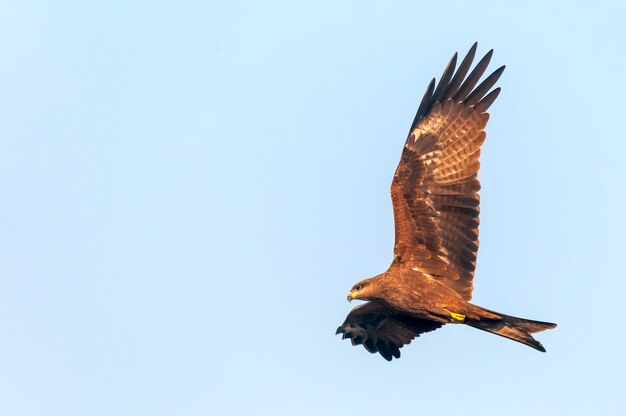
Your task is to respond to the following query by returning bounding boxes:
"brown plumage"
[336,43,556,360]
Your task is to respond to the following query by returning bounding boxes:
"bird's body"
[336,44,556,361]
[353,270,486,324]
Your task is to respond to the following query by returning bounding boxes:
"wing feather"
[454,49,494,101]
[465,65,506,106]
[431,53,458,105]
[336,301,443,361]
[442,42,478,100]
[410,78,436,133]
[474,87,501,113]
[391,44,504,300]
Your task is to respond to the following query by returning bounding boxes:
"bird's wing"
[390,43,504,300]
[336,301,443,361]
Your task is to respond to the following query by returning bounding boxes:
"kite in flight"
[336,43,556,361]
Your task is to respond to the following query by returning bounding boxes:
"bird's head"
[347,278,377,302]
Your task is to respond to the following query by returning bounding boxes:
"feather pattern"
[391,44,504,300]
[336,301,443,361]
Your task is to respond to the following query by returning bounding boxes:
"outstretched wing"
[336,301,443,361]
[390,43,504,300]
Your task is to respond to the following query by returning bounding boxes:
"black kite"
[336,44,556,361]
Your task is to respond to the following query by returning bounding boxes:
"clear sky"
[1,1,625,415]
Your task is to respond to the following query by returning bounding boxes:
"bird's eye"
[355,284,362,291]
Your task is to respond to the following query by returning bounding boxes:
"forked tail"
[467,309,557,352]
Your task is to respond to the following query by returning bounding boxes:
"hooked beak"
[347,292,354,303]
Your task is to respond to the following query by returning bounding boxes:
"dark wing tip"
[409,44,504,132]
[453,48,494,102]
[410,77,436,132]
[377,346,393,361]
[363,338,378,354]
[474,87,501,113]
[442,42,478,101]
[465,65,506,106]
[430,52,458,104]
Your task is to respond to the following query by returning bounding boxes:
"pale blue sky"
[1,1,625,415]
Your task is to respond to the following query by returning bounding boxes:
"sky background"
[1,1,625,415]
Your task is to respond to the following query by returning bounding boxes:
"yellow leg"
[449,312,466,322]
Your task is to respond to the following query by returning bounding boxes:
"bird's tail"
[467,309,556,352]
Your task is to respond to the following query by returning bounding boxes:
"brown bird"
[336,43,556,361]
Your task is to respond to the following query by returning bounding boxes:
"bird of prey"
[336,43,556,361]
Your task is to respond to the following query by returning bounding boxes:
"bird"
[336,43,556,361]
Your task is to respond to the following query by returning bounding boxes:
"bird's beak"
[347,292,354,303]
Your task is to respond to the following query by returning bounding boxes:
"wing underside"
[336,301,443,361]
[391,43,504,300]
